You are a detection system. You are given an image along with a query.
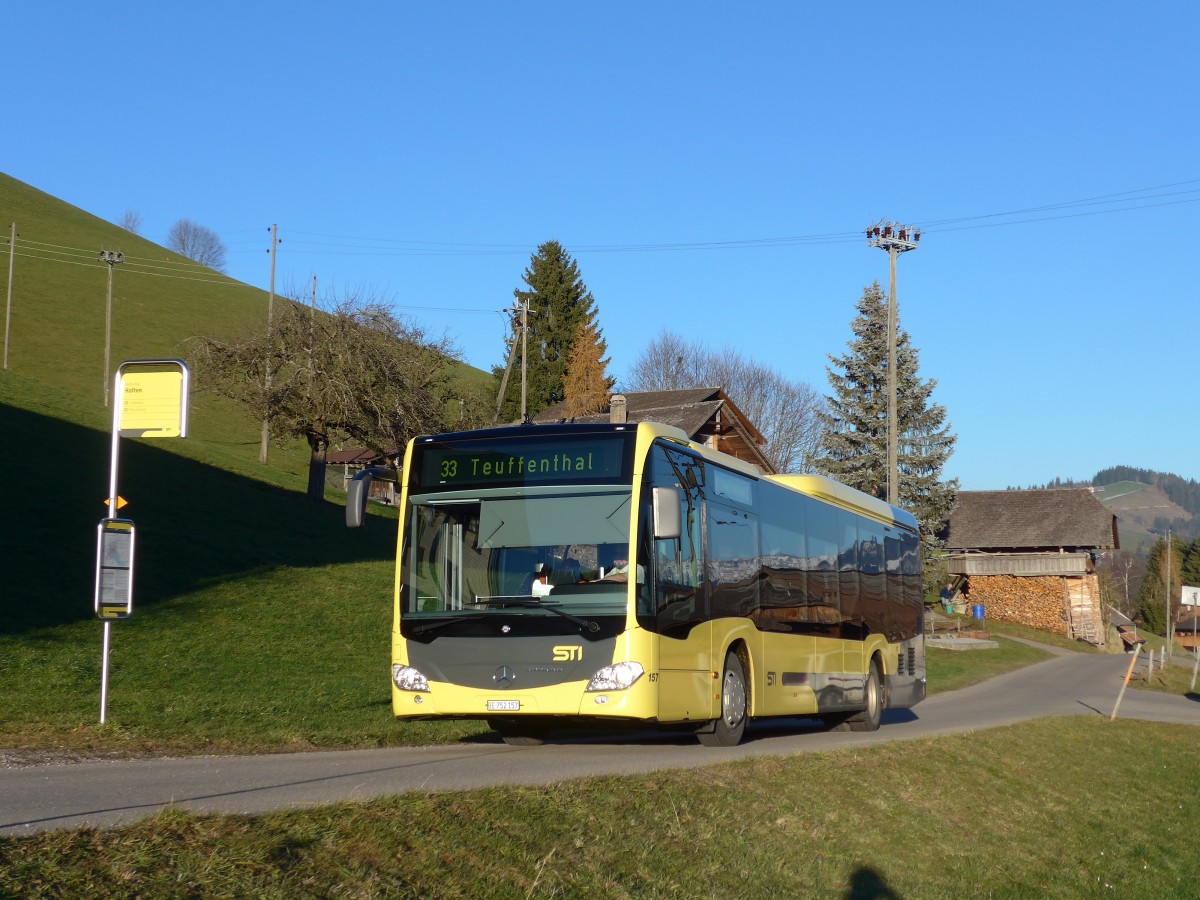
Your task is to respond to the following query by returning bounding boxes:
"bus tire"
[698,650,748,747]
[846,657,883,732]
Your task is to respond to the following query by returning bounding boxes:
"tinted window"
[708,499,760,619]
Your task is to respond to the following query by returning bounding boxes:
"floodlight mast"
[866,221,920,506]
[99,250,125,406]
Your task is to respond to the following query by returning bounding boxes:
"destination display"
[417,434,630,487]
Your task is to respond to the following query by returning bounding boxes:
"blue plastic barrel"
[972,604,985,621]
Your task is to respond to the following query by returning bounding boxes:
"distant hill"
[1093,481,1192,554]
[1093,466,1200,519]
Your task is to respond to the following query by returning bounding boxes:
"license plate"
[486,700,520,711]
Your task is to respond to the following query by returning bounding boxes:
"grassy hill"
[1,172,317,476]
[0,173,495,749]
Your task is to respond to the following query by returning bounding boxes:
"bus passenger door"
[652,466,711,723]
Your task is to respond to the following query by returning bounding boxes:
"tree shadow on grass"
[847,867,902,899]
[1,402,397,635]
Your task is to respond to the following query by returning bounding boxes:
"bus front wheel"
[698,650,748,747]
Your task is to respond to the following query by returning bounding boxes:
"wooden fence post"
[1111,646,1142,722]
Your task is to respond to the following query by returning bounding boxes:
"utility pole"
[1166,529,1173,658]
[4,223,15,370]
[493,307,520,423]
[520,297,529,422]
[260,225,278,465]
[866,221,921,505]
[99,250,124,406]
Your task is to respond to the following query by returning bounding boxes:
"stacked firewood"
[964,575,1068,635]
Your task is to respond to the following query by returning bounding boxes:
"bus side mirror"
[346,473,373,528]
[653,487,681,540]
[345,467,400,528]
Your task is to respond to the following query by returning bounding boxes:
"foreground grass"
[1,613,1055,757]
[0,562,489,756]
[2,717,1197,898]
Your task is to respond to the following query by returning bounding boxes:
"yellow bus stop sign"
[116,360,189,438]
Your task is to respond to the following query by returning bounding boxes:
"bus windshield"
[405,488,636,622]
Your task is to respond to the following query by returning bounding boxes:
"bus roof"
[769,473,919,532]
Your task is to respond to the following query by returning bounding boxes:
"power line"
[227,177,1200,255]
[920,195,1200,236]
[7,176,1198,293]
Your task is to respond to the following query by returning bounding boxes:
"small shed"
[943,490,1119,645]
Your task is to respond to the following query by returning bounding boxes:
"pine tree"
[1136,535,1185,634]
[562,315,612,417]
[809,281,958,569]
[1182,536,1200,593]
[495,241,599,421]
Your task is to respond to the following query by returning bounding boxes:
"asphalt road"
[2,648,1197,836]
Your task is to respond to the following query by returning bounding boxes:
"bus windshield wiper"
[471,598,601,633]
[408,616,474,636]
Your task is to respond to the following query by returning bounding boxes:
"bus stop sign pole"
[96,359,189,724]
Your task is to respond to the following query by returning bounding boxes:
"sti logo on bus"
[553,646,582,662]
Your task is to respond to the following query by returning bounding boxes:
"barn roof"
[533,387,774,473]
[945,489,1119,552]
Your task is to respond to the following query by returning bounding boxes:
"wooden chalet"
[532,388,775,474]
[1175,611,1200,652]
[943,489,1119,645]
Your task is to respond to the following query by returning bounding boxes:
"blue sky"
[6,2,1198,490]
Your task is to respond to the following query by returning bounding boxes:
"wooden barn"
[533,388,775,474]
[943,489,1120,646]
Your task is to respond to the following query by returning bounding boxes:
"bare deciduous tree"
[194,291,465,501]
[625,329,825,473]
[118,210,142,235]
[167,218,227,272]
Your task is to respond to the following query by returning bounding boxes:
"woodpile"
[964,575,1068,635]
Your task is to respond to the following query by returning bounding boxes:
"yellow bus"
[348,421,925,746]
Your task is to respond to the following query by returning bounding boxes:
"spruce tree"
[495,241,600,421]
[1137,535,1185,635]
[1182,536,1200,593]
[809,281,958,569]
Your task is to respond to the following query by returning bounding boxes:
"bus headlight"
[585,661,645,692]
[392,664,430,693]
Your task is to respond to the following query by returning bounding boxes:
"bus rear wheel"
[827,657,883,733]
[849,662,888,734]
[698,651,748,747]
